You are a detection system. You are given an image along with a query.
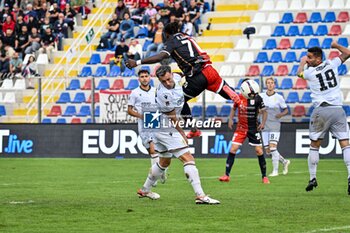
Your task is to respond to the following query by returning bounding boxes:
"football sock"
[150,153,159,166]
[279,155,287,164]
[342,146,350,179]
[142,162,166,192]
[225,152,236,176]
[257,154,267,178]
[184,161,205,197]
[270,149,279,173]
[308,147,319,180]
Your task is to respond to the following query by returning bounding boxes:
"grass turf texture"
[0,158,349,233]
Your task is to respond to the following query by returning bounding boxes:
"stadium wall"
[0,123,344,158]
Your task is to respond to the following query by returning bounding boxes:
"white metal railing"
[26,1,114,122]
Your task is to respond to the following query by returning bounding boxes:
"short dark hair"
[138,69,150,76]
[156,65,171,78]
[307,47,323,59]
[164,22,180,35]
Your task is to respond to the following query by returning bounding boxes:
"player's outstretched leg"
[269,149,279,177]
[342,145,350,195]
[182,102,201,139]
[257,154,270,184]
[137,162,166,200]
[220,83,241,105]
[150,153,159,186]
[305,178,318,192]
[219,152,236,182]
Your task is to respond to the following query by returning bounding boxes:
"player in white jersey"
[297,42,350,195]
[128,69,166,185]
[137,65,220,204]
[260,77,290,177]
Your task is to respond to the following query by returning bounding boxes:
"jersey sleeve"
[128,91,136,106]
[329,57,342,68]
[161,36,176,56]
[278,94,288,109]
[156,90,174,113]
[257,95,266,110]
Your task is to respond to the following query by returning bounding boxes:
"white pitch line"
[9,200,34,205]
[305,225,350,233]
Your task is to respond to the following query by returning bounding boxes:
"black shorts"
[232,129,262,146]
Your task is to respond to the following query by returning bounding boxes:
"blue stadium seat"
[298,51,308,62]
[236,78,244,89]
[218,105,231,117]
[321,38,333,49]
[204,1,210,12]
[273,79,279,89]
[337,37,349,47]
[269,52,283,63]
[72,92,86,103]
[95,106,100,117]
[122,67,136,77]
[284,51,297,63]
[260,65,274,76]
[87,54,101,65]
[62,106,77,116]
[140,65,151,73]
[338,64,348,75]
[56,92,71,103]
[305,106,314,117]
[78,66,92,77]
[307,38,320,48]
[285,92,299,103]
[280,12,293,24]
[76,106,91,117]
[107,66,121,77]
[323,12,336,22]
[272,26,286,37]
[280,78,293,89]
[291,38,305,49]
[56,118,67,124]
[206,105,217,117]
[254,52,268,63]
[300,92,312,103]
[192,105,203,117]
[277,92,284,98]
[67,79,80,90]
[42,118,52,123]
[93,66,107,77]
[343,106,350,116]
[142,39,153,51]
[289,65,299,76]
[125,79,139,90]
[86,118,92,123]
[263,39,277,50]
[96,79,110,90]
[135,27,148,38]
[286,25,300,36]
[300,25,314,36]
[254,78,260,86]
[308,12,322,23]
[314,25,328,36]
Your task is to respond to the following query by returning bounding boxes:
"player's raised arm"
[297,56,307,78]
[228,106,236,130]
[331,41,350,63]
[126,52,170,68]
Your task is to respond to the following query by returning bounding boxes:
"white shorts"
[153,131,189,158]
[140,131,153,149]
[261,131,280,147]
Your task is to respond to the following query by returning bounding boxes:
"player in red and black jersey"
[125,22,240,138]
[219,79,270,184]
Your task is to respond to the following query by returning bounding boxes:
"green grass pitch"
[0,158,349,233]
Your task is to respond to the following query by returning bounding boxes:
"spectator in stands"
[2,15,15,34]
[158,0,172,25]
[40,17,52,36]
[196,0,205,14]
[0,40,10,74]
[20,0,31,11]
[117,12,134,41]
[38,27,55,62]
[2,29,16,52]
[182,14,194,36]
[54,13,69,50]
[15,25,30,57]
[62,3,76,31]
[114,0,129,21]
[187,0,201,35]
[141,2,157,25]
[146,17,157,38]
[71,0,90,20]
[110,37,128,71]
[24,27,41,55]
[49,3,61,24]
[27,14,40,32]
[124,38,142,61]
[5,0,15,10]
[171,1,185,23]
[15,14,27,35]
[145,21,164,58]
[9,52,23,78]
[100,13,119,45]
[0,4,13,24]
[25,3,38,18]
[133,0,149,16]
[124,0,137,14]
[22,54,38,88]
[37,2,48,24]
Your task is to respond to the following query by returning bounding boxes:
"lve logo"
[0,130,33,154]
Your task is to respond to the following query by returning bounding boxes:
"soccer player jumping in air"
[297,42,350,195]
[219,79,270,184]
[125,22,241,138]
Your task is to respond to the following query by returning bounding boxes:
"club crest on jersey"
[250,99,255,105]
